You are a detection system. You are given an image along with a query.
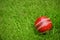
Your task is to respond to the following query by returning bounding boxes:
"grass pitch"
[0,0,60,40]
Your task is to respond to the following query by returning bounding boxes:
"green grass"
[0,0,60,40]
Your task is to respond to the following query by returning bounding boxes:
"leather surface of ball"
[35,16,52,33]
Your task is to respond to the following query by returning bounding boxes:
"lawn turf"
[0,0,60,40]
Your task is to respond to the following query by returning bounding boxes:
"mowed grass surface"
[0,0,60,40]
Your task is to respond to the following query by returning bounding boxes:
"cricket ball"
[34,16,52,33]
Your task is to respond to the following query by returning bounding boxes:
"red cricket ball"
[34,16,52,33]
